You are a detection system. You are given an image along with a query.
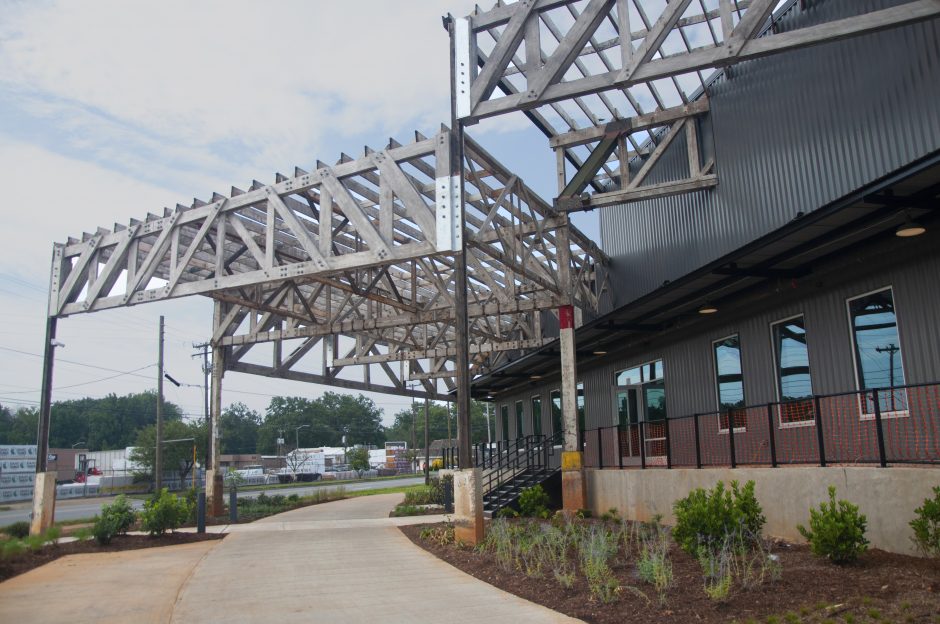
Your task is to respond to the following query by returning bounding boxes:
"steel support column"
[207,303,225,516]
[30,315,58,535]
[559,303,586,511]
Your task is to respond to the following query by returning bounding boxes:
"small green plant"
[496,506,520,519]
[100,494,137,536]
[92,513,121,545]
[390,504,423,517]
[798,486,868,564]
[673,480,766,557]
[910,486,940,558]
[73,527,93,541]
[518,484,551,518]
[704,572,732,601]
[2,521,30,539]
[1,538,26,560]
[25,533,45,552]
[140,488,191,536]
[575,508,592,519]
[44,526,61,545]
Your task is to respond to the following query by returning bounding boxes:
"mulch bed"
[401,521,940,623]
[0,533,224,583]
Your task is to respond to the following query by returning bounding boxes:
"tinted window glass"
[714,335,745,410]
[773,317,813,401]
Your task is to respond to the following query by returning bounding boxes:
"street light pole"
[295,424,310,452]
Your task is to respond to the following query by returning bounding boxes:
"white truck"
[277,449,325,483]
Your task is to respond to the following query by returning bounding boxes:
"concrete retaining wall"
[585,467,940,556]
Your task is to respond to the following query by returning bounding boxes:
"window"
[772,316,815,427]
[577,382,585,438]
[550,389,562,439]
[531,395,542,437]
[515,400,524,438]
[615,359,667,422]
[848,287,907,416]
[713,335,746,432]
[500,405,509,441]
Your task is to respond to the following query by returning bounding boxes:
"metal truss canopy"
[453,0,940,205]
[50,128,608,399]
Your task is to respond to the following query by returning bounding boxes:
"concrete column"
[559,304,586,511]
[207,314,225,516]
[453,468,484,545]
[30,472,57,535]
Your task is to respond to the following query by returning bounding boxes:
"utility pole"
[156,315,165,492]
[424,397,430,485]
[876,343,901,411]
[192,341,211,467]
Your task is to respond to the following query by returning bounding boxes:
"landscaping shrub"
[44,526,61,545]
[2,521,30,539]
[430,458,443,471]
[93,513,122,545]
[1,538,26,560]
[100,494,137,536]
[140,488,191,536]
[25,533,45,552]
[672,480,765,556]
[73,527,93,541]
[910,485,940,558]
[636,522,673,604]
[798,486,868,564]
[403,485,436,506]
[518,484,551,518]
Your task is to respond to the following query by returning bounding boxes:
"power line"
[0,363,156,395]
[0,345,156,379]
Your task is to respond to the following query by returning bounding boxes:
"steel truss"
[452,0,940,207]
[49,128,608,400]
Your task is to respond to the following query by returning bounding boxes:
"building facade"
[481,0,940,468]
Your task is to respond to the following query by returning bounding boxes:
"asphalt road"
[0,476,425,526]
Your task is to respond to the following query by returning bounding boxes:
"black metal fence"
[582,382,940,469]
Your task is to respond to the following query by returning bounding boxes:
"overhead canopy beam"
[457,0,940,122]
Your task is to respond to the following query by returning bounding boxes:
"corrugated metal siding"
[600,0,940,306]
[496,250,940,437]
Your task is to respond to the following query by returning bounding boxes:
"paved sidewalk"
[1,493,580,623]
[171,493,580,623]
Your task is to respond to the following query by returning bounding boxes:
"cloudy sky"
[0,0,596,431]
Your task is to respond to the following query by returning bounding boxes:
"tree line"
[0,390,495,457]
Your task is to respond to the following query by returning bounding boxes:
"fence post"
[639,422,647,469]
[814,395,826,467]
[728,411,737,469]
[664,418,672,469]
[766,404,777,467]
[597,428,604,469]
[618,425,624,469]
[872,389,888,468]
[693,414,702,469]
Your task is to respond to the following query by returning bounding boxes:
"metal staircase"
[443,432,562,516]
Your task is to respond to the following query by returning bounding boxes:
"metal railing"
[441,430,563,498]
[582,382,940,469]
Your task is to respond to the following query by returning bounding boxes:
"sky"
[0,0,599,431]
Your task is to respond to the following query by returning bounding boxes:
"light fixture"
[895,219,926,237]
[530,374,543,380]
[593,350,607,356]
[698,302,718,315]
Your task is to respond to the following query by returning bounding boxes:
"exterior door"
[616,385,642,461]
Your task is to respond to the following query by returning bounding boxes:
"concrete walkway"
[0,493,580,623]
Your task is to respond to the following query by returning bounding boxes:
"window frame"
[550,389,562,443]
[515,400,525,439]
[613,358,664,386]
[500,404,510,441]
[531,394,543,437]
[770,313,816,430]
[846,286,909,420]
[712,333,747,434]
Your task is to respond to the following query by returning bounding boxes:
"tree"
[256,392,387,454]
[385,400,492,448]
[129,420,208,486]
[347,447,370,477]
[220,402,261,454]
